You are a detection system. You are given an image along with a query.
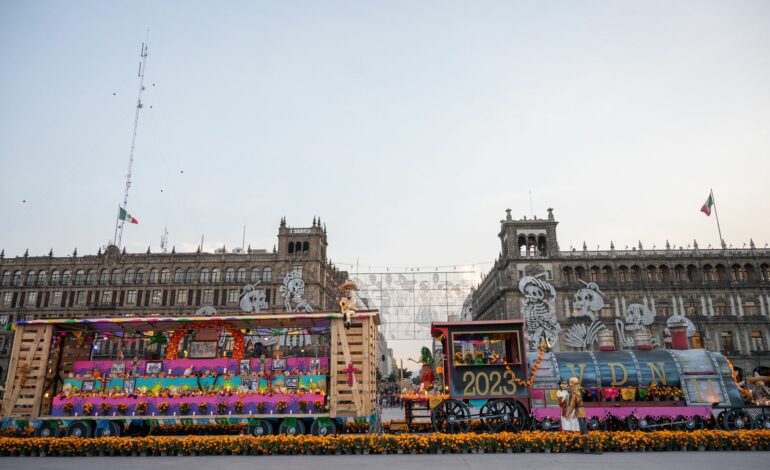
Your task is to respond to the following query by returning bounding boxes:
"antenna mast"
[113,34,149,249]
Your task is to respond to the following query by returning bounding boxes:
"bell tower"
[277,217,327,261]
[499,207,560,260]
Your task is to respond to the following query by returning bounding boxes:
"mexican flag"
[118,206,139,224]
[700,192,714,216]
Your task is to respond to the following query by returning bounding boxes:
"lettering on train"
[607,362,628,386]
[565,363,586,383]
[647,361,667,386]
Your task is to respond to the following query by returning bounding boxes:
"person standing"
[567,377,587,434]
[556,379,577,431]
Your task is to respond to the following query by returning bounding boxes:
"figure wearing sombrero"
[337,280,358,329]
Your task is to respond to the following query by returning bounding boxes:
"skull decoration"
[240,283,269,313]
[623,304,654,331]
[573,282,605,320]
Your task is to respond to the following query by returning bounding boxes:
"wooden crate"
[2,324,53,418]
[329,313,379,418]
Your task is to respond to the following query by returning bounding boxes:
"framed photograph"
[111,362,126,376]
[239,359,251,376]
[189,340,218,359]
[124,378,136,395]
[242,377,260,392]
[82,379,96,392]
[310,359,321,375]
[285,376,299,389]
[145,361,163,376]
[272,358,286,371]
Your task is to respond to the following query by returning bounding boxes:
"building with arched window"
[0,219,348,384]
[472,208,770,375]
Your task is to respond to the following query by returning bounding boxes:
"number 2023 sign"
[453,365,527,398]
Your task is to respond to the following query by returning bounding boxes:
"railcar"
[430,320,766,433]
[1,311,379,437]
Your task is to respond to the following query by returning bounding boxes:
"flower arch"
[166,321,245,360]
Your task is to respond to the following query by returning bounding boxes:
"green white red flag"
[700,193,714,216]
[118,207,139,224]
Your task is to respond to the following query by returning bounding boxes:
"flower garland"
[166,321,245,360]
[504,347,545,388]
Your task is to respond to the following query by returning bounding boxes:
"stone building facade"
[0,219,350,385]
[472,208,770,376]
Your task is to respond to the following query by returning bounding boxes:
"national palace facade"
[0,219,362,384]
[472,208,770,375]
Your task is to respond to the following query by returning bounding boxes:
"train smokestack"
[597,329,616,351]
[669,320,690,350]
[633,329,653,350]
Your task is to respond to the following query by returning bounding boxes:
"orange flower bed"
[0,430,769,456]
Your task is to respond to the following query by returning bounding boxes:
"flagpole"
[710,189,725,248]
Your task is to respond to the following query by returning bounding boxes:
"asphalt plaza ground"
[2,452,769,470]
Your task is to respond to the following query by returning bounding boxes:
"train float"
[0,310,379,437]
[423,319,769,433]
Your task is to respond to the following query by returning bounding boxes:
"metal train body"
[431,320,762,432]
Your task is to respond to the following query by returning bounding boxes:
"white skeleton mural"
[278,270,314,346]
[564,281,607,349]
[615,303,656,348]
[519,274,561,351]
[279,271,314,312]
[239,282,269,313]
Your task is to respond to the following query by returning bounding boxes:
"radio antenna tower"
[113,33,150,249]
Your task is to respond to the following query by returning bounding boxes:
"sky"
[1,2,769,360]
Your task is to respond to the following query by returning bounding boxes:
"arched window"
[687,264,698,282]
[225,267,235,283]
[645,266,656,282]
[62,270,71,285]
[50,270,60,286]
[761,264,770,281]
[537,235,547,257]
[562,267,573,283]
[263,267,272,282]
[100,269,110,285]
[744,263,755,281]
[250,267,260,283]
[124,269,135,284]
[200,268,210,283]
[185,268,195,283]
[37,271,47,286]
[575,266,585,281]
[136,269,145,284]
[111,269,121,284]
[518,235,527,257]
[160,268,171,284]
[618,266,628,283]
[302,241,309,253]
[601,266,612,283]
[26,271,36,286]
[630,266,641,282]
[715,264,727,281]
[657,265,668,282]
[75,270,85,285]
[674,265,685,281]
[211,268,221,283]
[590,266,600,282]
[237,267,246,283]
[86,270,96,285]
[149,269,159,284]
[288,242,295,254]
[174,268,184,284]
[1,271,9,286]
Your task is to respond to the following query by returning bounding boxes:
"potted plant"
[256,402,267,413]
[100,402,113,415]
[158,402,170,415]
[276,401,288,413]
[179,402,191,415]
[298,401,308,413]
[198,402,209,414]
[62,402,75,415]
[116,403,128,415]
[217,401,229,414]
[82,402,94,415]
[135,401,148,415]
[233,401,245,414]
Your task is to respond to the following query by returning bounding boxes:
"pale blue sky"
[1,1,769,278]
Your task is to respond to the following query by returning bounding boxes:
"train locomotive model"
[430,320,765,433]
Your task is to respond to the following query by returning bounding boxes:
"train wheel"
[626,416,639,431]
[310,418,337,436]
[754,413,770,430]
[248,420,273,436]
[278,418,305,436]
[586,417,605,432]
[680,416,705,431]
[35,421,61,438]
[94,421,122,437]
[431,399,471,433]
[539,418,559,432]
[65,421,93,438]
[480,399,526,433]
[723,409,752,431]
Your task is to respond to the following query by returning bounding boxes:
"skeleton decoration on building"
[194,306,218,316]
[615,303,655,348]
[278,271,314,346]
[564,281,607,349]
[519,273,561,351]
[239,282,269,313]
[338,280,358,329]
[279,270,314,312]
